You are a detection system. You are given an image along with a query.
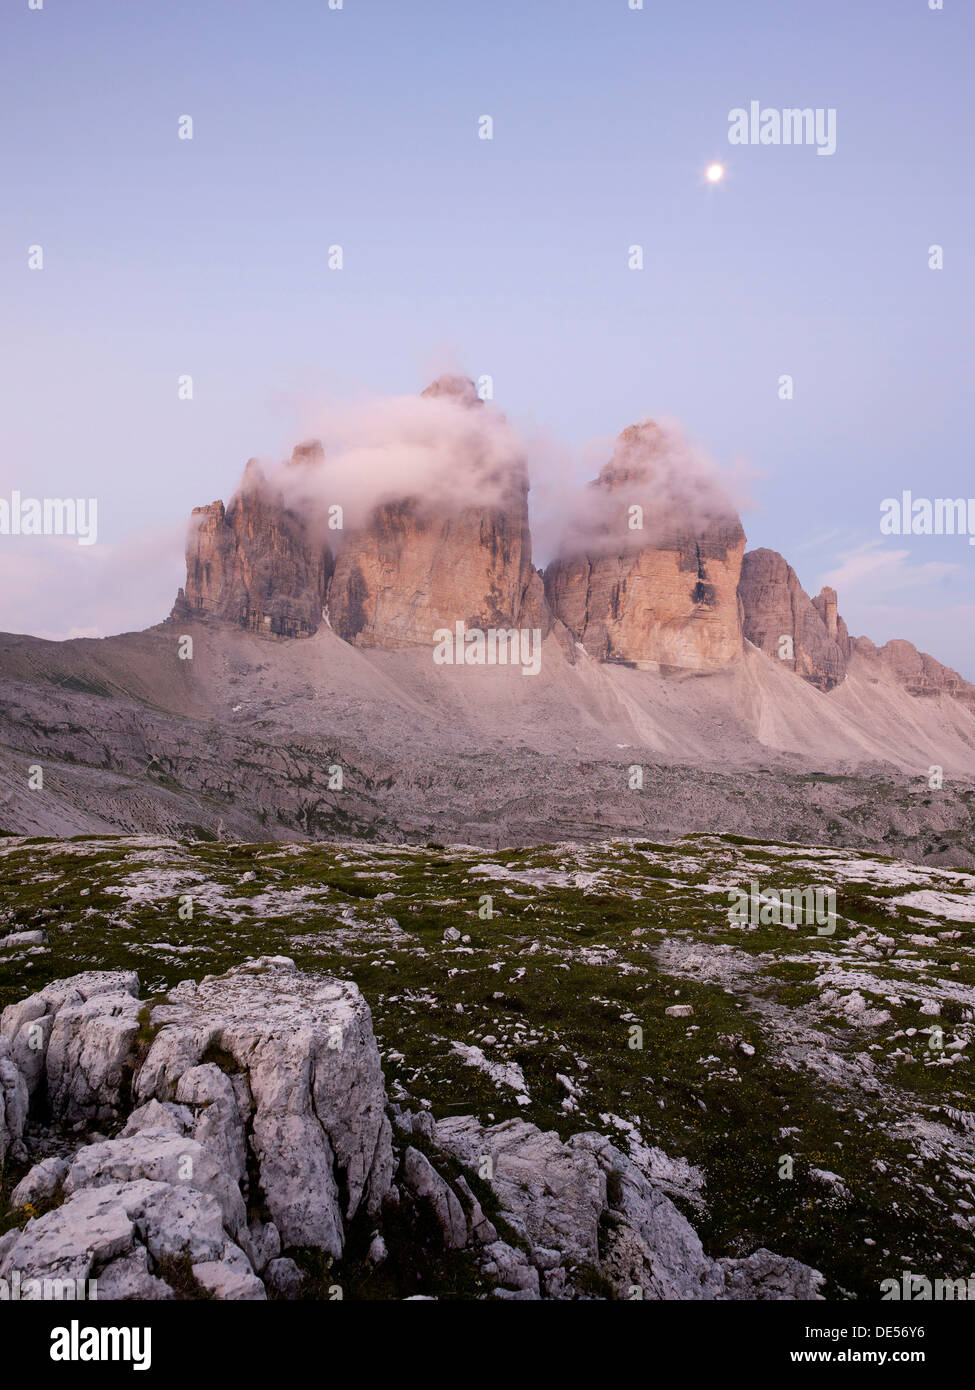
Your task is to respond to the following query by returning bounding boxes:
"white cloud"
[819,541,961,598]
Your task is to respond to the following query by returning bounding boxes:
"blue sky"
[1,0,973,674]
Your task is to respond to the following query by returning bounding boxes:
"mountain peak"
[420,374,482,407]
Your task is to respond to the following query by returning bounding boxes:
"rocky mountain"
[1,384,974,860]
[852,635,975,708]
[327,379,545,646]
[544,422,746,672]
[739,548,852,691]
[174,448,331,640]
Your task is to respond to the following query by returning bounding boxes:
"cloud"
[227,383,751,570]
[0,523,185,640]
[269,385,528,535]
[539,417,750,563]
[819,541,962,598]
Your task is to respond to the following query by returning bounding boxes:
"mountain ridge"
[2,378,973,860]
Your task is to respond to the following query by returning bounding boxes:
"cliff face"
[853,636,975,708]
[543,423,746,672]
[174,456,331,639]
[738,549,852,692]
[168,391,973,714]
[327,377,547,646]
[327,479,542,647]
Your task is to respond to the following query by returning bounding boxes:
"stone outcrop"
[0,968,142,1126]
[738,548,852,692]
[403,1111,823,1301]
[174,451,331,639]
[852,637,975,708]
[133,956,393,1255]
[327,377,547,647]
[544,423,746,672]
[0,962,824,1301]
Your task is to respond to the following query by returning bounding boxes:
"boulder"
[0,969,141,1126]
[134,957,393,1257]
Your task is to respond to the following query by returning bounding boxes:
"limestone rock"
[434,1115,605,1263]
[401,1145,468,1249]
[544,422,746,672]
[481,1239,541,1298]
[738,549,851,691]
[264,1256,306,1299]
[63,1130,247,1239]
[328,377,547,648]
[0,1038,28,1169]
[0,1183,137,1287]
[852,636,975,708]
[174,454,331,639]
[433,1115,824,1301]
[134,956,392,1256]
[0,970,141,1127]
[96,1245,175,1300]
[10,1155,68,1207]
[717,1248,826,1300]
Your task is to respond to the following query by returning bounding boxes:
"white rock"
[1,931,47,947]
[0,970,141,1125]
[135,957,393,1257]
[402,1146,468,1249]
[0,1038,29,1168]
[63,1130,247,1238]
[10,1156,69,1208]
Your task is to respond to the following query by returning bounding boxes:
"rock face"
[0,960,391,1299]
[134,956,393,1256]
[0,962,824,1301]
[415,1113,823,1301]
[164,389,974,723]
[174,379,549,651]
[0,968,141,1126]
[738,549,852,692]
[174,452,331,640]
[328,377,546,648]
[853,637,975,708]
[544,423,746,672]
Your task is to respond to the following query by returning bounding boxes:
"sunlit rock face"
[738,548,851,692]
[327,377,548,648]
[174,450,331,640]
[543,422,746,672]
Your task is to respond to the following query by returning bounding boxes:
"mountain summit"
[2,386,974,860]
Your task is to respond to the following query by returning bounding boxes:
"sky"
[1,0,973,674]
